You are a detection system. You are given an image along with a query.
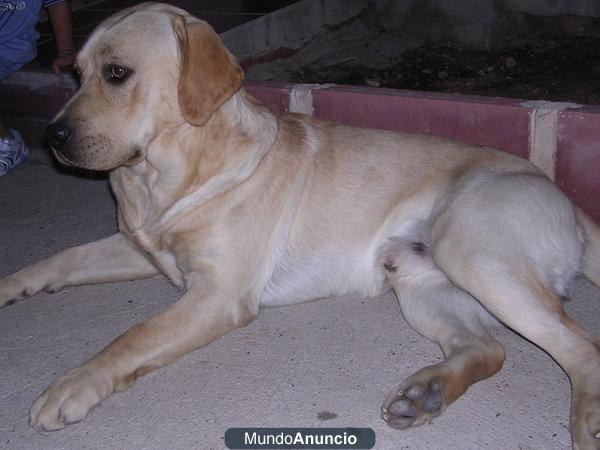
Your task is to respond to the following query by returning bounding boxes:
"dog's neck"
[110,89,279,232]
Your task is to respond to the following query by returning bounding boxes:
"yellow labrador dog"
[1,3,599,448]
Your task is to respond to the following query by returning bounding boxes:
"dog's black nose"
[45,122,73,150]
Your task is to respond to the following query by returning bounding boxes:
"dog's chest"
[118,209,184,286]
[130,227,184,287]
[110,169,185,286]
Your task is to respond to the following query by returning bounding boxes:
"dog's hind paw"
[382,381,443,429]
[571,393,600,450]
[382,369,446,430]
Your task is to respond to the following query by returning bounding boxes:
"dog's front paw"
[0,271,64,307]
[0,275,30,307]
[30,366,113,431]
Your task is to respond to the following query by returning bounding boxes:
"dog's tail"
[577,207,600,287]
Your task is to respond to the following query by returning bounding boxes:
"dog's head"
[45,3,243,171]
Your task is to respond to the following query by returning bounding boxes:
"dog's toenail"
[410,242,426,254]
[384,262,398,272]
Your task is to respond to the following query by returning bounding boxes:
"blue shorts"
[0,59,26,79]
[0,0,65,80]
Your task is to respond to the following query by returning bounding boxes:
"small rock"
[317,411,338,421]
[365,77,381,87]
[504,56,517,68]
[438,71,449,78]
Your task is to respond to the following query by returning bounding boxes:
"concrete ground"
[1,152,599,449]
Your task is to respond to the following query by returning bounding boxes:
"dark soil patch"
[293,34,600,104]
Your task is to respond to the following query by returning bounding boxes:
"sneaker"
[0,129,29,176]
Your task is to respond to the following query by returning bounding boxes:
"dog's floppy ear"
[173,15,243,126]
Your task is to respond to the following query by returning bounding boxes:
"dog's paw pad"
[382,380,444,430]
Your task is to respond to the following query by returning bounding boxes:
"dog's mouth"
[52,145,145,171]
[52,149,75,167]
[122,147,144,167]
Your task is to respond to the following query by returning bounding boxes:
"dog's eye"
[104,64,132,84]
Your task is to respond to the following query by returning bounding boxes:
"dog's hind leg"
[431,172,600,449]
[380,237,505,429]
[435,253,600,449]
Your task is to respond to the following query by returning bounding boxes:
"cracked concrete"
[1,155,599,449]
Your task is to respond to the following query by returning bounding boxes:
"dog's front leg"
[0,233,159,307]
[29,283,258,431]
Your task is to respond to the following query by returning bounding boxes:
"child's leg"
[0,120,29,175]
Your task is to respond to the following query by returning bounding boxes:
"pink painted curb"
[312,86,531,159]
[557,108,600,221]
